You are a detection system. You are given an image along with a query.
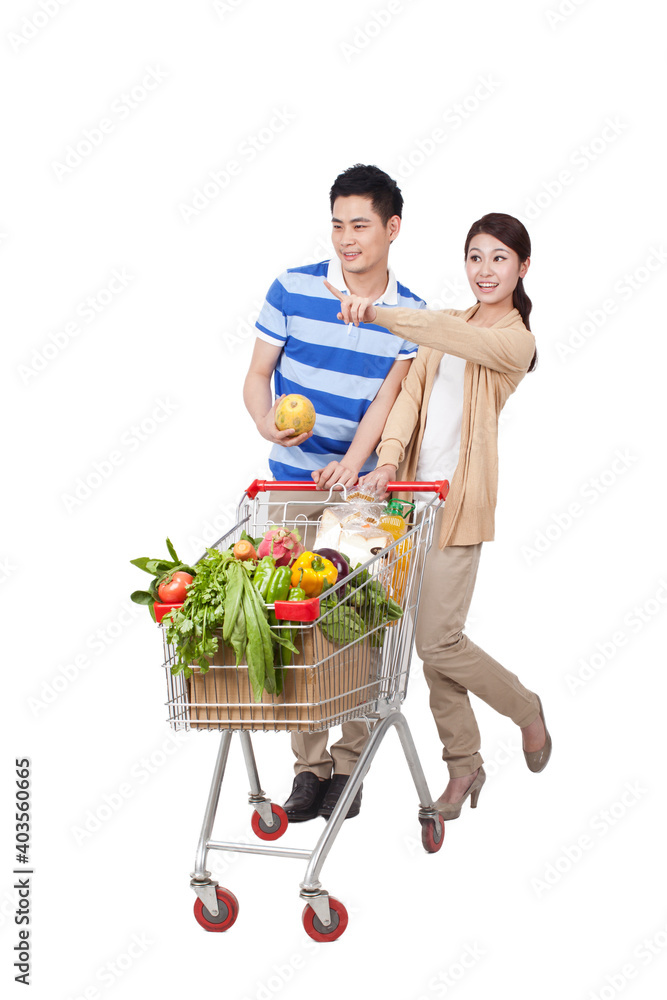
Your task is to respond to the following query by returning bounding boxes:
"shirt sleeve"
[374,305,535,374]
[376,349,427,470]
[255,273,289,346]
[393,296,425,360]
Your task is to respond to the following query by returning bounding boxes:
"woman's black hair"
[464,213,537,372]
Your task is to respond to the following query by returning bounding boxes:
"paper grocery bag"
[183,625,381,732]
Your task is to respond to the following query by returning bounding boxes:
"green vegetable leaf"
[130,590,154,605]
[146,559,174,576]
[229,604,247,667]
[130,557,155,574]
[223,563,244,645]
[271,629,299,654]
[245,578,275,694]
[165,537,179,563]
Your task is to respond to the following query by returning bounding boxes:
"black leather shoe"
[318,773,362,819]
[282,772,331,822]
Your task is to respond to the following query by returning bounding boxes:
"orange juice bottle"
[380,501,414,602]
[379,499,411,540]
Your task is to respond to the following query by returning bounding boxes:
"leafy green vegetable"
[130,539,197,613]
[163,546,297,700]
[222,561,244,646]
[318,565,403,646]
[320,603,366,645]
[130,590,154,605]
[165,537,179,562]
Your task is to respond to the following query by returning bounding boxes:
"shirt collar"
[326,257,398,306]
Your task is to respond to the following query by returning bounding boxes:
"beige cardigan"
[373,303,536,548]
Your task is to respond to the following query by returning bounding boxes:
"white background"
[3,1,666,998]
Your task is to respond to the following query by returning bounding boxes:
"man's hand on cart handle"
[323,280,377,327]
[312,460,359,491]
[257,394,313,448]
[358,464,397,500]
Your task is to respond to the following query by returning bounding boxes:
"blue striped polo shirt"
[255,258,424,481]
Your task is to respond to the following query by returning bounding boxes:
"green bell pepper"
[265,566,292,605]
[252,556,276,600]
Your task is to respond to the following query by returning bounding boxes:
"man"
[243,163,424,821]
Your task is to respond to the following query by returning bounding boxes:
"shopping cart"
[160,479,449,941]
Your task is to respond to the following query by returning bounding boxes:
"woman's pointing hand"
[323,279,377,327]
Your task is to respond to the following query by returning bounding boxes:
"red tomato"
[157,572,193,604]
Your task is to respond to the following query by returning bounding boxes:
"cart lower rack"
[160,479,448,940]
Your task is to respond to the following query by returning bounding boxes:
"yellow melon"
[275,394,316,434]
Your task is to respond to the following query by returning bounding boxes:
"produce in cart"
[130,532,300,699]
[257,526,303,565]
[162,545,298,700]
[290,551,338,597]
[318,564,403,646]
[132,519,407,710]
[129,538,197,620]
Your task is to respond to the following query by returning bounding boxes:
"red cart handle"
[245,479,449,501]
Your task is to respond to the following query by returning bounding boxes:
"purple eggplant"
[313,548,349,584]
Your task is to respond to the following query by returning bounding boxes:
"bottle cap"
[385,499,414,516]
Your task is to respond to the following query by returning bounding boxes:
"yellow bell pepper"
[290,551,338,597]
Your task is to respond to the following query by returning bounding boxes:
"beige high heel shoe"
[523,696,552,773]
[435,766,486,821]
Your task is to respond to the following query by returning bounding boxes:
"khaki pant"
[291,721,370,778]
[265,488,372,777]
[416,509,540,777]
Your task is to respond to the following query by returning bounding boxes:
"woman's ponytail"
[513,277,537,372]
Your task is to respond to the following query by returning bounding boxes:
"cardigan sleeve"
[375,348,427,470]
[374,306,535,374]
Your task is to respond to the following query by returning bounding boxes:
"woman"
[324,212,551,819]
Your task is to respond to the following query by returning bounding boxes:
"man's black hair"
[329,163,403,224]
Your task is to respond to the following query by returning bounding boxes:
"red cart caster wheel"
[420,815,445,853]
[251,803,289,841]
[193,887,239,932]
[302,897,348,942]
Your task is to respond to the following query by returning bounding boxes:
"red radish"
[257,527,304,567]
[233,540,258,561]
